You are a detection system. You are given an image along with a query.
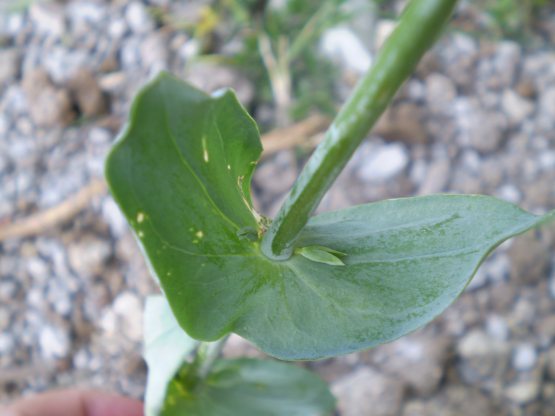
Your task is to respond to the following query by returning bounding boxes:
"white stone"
[549,266,555,299]
[39,326,70,359]
[540,87,555,119]
[513,344,537,371]
[27,257,49,282]
[102,197,129,238]
[505,380,540,404]
[113,291,143,342]
[502,90,534,125]
[109,18,128,39]
[332,367,404,416]
[42,47,89,84]
[0,333,15,354]
[486,314,509,341]
[100,308,117,336]
[320,27,371,74]
[27,287,44,309]
[68,236,111,278]
[0,49,19,85]
[426,72,457,111]
[125,2,154,34]
[67,1,106,25]
[496,184,521,203]
[357,143,408,181]
[29,2,65,36]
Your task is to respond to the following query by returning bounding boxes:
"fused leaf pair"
[106,73,555,362]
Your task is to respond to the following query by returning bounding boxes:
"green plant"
[479,0,549,40]
[105,0,555,414]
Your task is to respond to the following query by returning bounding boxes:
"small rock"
[254,151,296,197]
[39,325,70,360]
[68,236,112,278]
[453,97,506,153]
[457,329,510,384]
[539,87,555,120]
[496,183,521,204]
[372,334,451,396]
[485,314,509,342]
[0,333,15,355]
[426,72,457,113]
[0,49,19,85]
[542,383,555,409]
[98,71,127,93]
[356,142,408,181]
[66,1,106,27]
[508,233,550,285]
[535,315,555,343]
[187,62,255,106]
[125,2,154,34]
[507,296,538,335]
[22,68,75,127]
[113,291,143,342]
[42,47,90,84]
[68,68,106,118]
[140,33,170,73]
[505,380,540,404]
[320,27,371,74]
[374,102,428,145]
[0,309,9,332]
[513,344,538,371]
[439,33,478,89]
[109,18,128,39]
[502,89,534,126]
[546,347,555,380]
[26,257,49,282]
[331,367,405,416]
[101,197,129,238]
[417,158,450,194]
[477,41,521,90]
[402,386,494,416]
[222,334,266,359]
[29,1,65,36]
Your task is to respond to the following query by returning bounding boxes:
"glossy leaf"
[143,295,199,416]
[106,73,555,360]
[162,358,335,416]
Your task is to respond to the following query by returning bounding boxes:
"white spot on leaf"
[202,135,209,162]
[137,212,145,223]
[195,230,204,239]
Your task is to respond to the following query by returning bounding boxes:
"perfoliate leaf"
[106,73,555,360]
[143,295,200,416]
[162,358,335,416]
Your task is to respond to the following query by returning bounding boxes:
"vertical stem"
[261,0,459,260]
[197,335,229,380]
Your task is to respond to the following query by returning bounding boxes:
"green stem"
[261,0,459,260]
[197,335,229,380]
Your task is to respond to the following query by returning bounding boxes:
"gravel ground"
[1,1,555,415]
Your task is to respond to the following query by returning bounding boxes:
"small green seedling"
[105,0,555,414]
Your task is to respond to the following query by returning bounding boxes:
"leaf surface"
[106,73,555,360]
[162,358,335,416]
[144,295,199,416]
